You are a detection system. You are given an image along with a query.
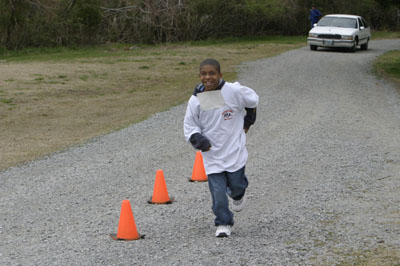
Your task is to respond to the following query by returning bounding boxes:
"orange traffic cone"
[110,200,143,240]
[148,169,174,204]
[189,151,207,182]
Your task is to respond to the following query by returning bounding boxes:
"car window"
[361,18,369,28]
[318,17,358,29]
[358,18,364,28]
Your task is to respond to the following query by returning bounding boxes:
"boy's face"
[200,65,222,91]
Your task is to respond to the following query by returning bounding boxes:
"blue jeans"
[207,166,248,226]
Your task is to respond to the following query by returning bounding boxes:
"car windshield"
[317,17,357,29]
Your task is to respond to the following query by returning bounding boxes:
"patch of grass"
[0,36,307,63]
[79,75,89,81]
[0,97,14,104]
[380,53,400,77]
[336,247,400,266]
[312,246,400,266]
[185,35,307,46]
[373,50,400,90]
[0,44,149,62]
[372,30,400,40]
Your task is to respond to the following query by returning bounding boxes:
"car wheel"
[310,45,317,51]
[350,38,358,53]
[360,40,369,50]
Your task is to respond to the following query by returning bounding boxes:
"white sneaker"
[215,225,231,237]
[232,195,245,212]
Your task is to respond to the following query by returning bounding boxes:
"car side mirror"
[313,23,318,27]
[360,26,365,30]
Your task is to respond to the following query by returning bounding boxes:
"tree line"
[1,0,399,50]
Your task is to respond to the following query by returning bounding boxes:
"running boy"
[184,58,259,237]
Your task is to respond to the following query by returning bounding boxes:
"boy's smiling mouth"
[204,81,217,90]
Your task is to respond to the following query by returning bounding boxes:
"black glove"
[189,133,211,152]
[244,107,257,131]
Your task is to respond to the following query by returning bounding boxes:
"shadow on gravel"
[311,47,374,53]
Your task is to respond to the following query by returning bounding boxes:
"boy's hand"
[203,145,211,152]
[190,133,212,152]
[244,108,256,132]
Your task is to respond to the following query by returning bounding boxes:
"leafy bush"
[0,0,398,49]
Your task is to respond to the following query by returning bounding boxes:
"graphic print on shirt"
[222,110,233,120]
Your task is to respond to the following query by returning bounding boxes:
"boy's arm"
[238,84,259,133]
[184,96,212,151]
[239,85,259,109]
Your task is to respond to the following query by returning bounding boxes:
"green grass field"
[374,50,400,89]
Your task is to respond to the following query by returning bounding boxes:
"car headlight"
[308,33,318,38]
[341,35,353,40]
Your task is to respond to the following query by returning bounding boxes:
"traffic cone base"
[189,151,208,182]
[111,200,143,241]
[110,233,144,241]
[189,178,207,182]
[148,169,174,204]
[147,196,174,204]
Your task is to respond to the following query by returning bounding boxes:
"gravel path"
[1,39,399,266]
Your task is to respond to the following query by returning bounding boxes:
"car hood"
[309,26,357,35]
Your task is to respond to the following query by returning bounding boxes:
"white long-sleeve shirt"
[184,81,259,175]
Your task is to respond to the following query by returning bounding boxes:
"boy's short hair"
[200,58,221,73]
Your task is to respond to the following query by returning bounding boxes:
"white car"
[307,14,371,52]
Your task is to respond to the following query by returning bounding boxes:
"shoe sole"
[216,233,229,237]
